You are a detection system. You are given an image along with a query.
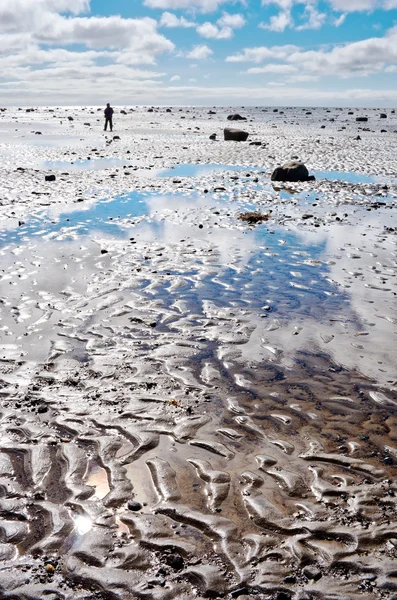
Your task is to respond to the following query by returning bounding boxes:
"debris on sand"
[238,211,270,224]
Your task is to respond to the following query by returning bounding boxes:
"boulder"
[224,128,249,142]
[209,133,217,140]
[227,114,246,121]
[45,175,56,182]
[356,117,368,122]
[380,113,387,118]
[271,162,315,182]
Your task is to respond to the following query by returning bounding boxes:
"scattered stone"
[271,161,315,182]
[238,212,269,225]
[380,113,387,118]
[209,133,217,140]
[224,128,249,142]
[303,566,322,581]
[227,114,247,121]
[164,554,184,570]
[127,500,142,511]
[45,175,56,182]
[68,116,74,121]
[356,117,368,122]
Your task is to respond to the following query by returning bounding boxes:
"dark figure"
[104,103,114,132]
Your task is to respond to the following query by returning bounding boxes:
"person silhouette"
[104,103,114,132]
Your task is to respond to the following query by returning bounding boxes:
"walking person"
[104,103,114,132]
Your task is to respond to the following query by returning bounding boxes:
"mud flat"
[0,105,397,600]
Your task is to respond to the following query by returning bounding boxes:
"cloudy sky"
[1,0,397,106]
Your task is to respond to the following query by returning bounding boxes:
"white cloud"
[328,0,397,10]
[217,12,246,28]
[226,44,299,62]
[143,0,231,12]
[197,12,245,39]
[197,21,233,38]
[170,74,181,80]
[287,25,397,75]
[246,64,297,73]
[260,10,293,32]
[296,5,326,30]
[159,11,195,27]
[0,1,175,63]
[186,44,213,59]
[227,25,397,78]
[334,13,346,26]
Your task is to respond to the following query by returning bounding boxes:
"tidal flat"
[0,105,396,600]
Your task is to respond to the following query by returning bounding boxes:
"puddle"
[314,170,395,184]
[0,192,150,245]
[85,461,110,500]
[157,163,262,178]
[44,158,135,171]
[1,188,396,384]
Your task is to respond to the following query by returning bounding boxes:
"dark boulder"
[209,133,217,140]
[271,161,315,182]
[380,113,387,118]
[224,128,249,142]
[45,175,56,182]
[356,117,368,122]
[227,114,246,121]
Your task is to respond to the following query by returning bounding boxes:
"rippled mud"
[0,105,397,600]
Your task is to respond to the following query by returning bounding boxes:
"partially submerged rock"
[238,211,269,225]
[224,128,249,142]
[271,161,315,182]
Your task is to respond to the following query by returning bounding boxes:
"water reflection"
[44,158,136,171]
[74,515,93,535]
[0,188,395,385]
[314,170,396,184]
[157,163,262,178]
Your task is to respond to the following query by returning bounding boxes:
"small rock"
[45,175,56,182]
[271,161,315,182]
[303,566,322,581]
[227,114,246,121]
[224,128,249,142]
[164,554,184,570]
[127,500,142,511]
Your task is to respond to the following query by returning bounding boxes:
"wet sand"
[0,105,396,600]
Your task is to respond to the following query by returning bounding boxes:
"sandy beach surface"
[0,105,397,600]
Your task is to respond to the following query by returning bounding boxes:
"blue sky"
[0,0,396,106]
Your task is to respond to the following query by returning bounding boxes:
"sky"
[1,0,397,106]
